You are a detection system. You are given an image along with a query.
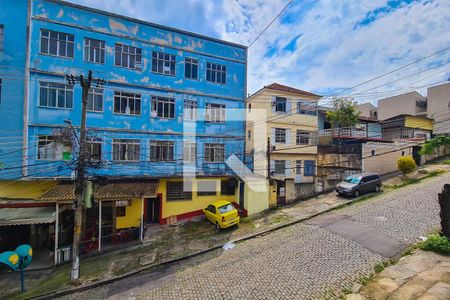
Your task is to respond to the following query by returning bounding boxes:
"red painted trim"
[160,209,204,225]
[157,193,163,225]
[0,202,53,208]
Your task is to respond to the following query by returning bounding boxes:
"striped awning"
[0,207,55,226]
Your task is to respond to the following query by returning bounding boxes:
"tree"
[419,135,450,155]
[397,155,417,176]
[326,97,360,129]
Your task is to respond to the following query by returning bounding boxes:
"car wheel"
[215,222,221,232]
[375,185,381,193]
[354,190,360,197]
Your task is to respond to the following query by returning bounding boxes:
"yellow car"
[203,200,240,230]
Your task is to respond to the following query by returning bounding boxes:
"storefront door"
[145,198,160,224]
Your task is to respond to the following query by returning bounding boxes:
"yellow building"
[246,83,321,205]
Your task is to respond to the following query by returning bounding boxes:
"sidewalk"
[4,161,449,299]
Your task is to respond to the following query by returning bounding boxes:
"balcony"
[319,126,383,140]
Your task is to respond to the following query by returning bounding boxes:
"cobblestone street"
[60,173,448,300]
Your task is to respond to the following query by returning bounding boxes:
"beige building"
[246,83,320,204]
[378,91,427,121]
[427,82,450,135]
[357,102,378,120]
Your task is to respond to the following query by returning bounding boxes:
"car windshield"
[344,176,361,184]
[218,204,234,214]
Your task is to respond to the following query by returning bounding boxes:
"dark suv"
[336,173,382,197]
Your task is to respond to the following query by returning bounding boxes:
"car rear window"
[218,204,234,214]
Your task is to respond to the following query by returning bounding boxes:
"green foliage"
[326,97,360,128]
[419,135,450,155]
[397,155,417,175]
[442,159,450,165]
[418,234,450,255]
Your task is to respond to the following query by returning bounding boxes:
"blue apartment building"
[0,0,247,251]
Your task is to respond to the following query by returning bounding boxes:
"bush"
[419,234,450,255]
[397,155,417,175]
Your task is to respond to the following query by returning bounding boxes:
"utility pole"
[267,137,271,179]
[65,71,105,281]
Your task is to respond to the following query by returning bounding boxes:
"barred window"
[86,142,102,161]
[205,103,225,123]
[37,135,72,161]
[84,38,105,64]
[274,160,285,174]
[183,141,196,163]
[112,139,140,161]
[167,182,192,201]
[114,91,141,115]
[296,130,310,145]
[115,43,142,70]
[221,180,235,196]
[204,143,224,163]
[275,128,286,143]
[150,141,174,162]
[40,29,74,58]
[152,51,176,76]
[296,160,302,175]
[151,96,175,119]
[275,97,287,112]
[185,58,198,79]
[39,82,73,109]
[206,62,226,84]
[183,100,197,121]
[87,88,103,112]
[304,160,316,176]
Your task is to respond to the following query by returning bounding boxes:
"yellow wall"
[405,116,433,131]
[158,177,238,219]
[116,198,142,229]
[0,180,56,199]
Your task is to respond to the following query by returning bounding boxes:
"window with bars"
[274,160,285,175]
[114,91,141,115]
[151,96,175,119]
[0,25,4,52]
[206,62,226,84]
[87,88,103,112]
[40,29,74,58]
[114,43,142,70]
[183,100,197,121]
[185,58,198,79]
[39,82,73,109]
[297,101,317,116]
[275,97,287,112]
[304,160,316,176]
[197,181,217,196]
[86,142,102,161]
[150,140,175,162]
[152,51,176,75]
[167,182,192,201]
[84,38,105,64]
[112,139,140,161]
[275,128,286,143]
[205,103,225,123]
[204,143,224,163]
[37,136,72,160]
[296,130,310,145]
[296,160,302,175]
[221,180,235,195]
[183,141,196,163]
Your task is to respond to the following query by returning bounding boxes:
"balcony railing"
[319,126,382,139]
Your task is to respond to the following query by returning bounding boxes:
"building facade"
[246,83,320,205]
[377,91,427,121]
[427,82,450,135]
[357,102,378,120]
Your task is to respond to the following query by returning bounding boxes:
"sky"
[67,0,450,104]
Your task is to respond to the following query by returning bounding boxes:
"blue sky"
[68,0,450,103]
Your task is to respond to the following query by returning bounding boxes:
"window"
[39,82,73,109]
[116,207,126,217]
[304,160,316,176]
[37,136,72,160]
[296,160,302,175]
[248,130,251,140]
[206,62,226,84]
[152,51,176,75]
[87,88,103,112]
[204,143,224,163]
[297,101,317,116]
[183,141,196,163]
[114,91,141,115]
[150,141,174,162]
[197,181,217,196]
[275,128,286,143]
[206,205,216,214]
[205,103,225,123]
[221,180,235,195]
[167,182,192,201]
[112,139,140,161]
[274,160,285,175]
[0,25,4,52]
[248,103,251,112]
[275,97,286,112]
[185,58,198,79]
[86,142,102,161]
[115,43,142,70]
[151,96,175,119]
[40,29,74,58]
[84,38,105,64]
[296,131,310,145]
[183,100,197,121]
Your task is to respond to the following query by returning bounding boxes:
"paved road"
[60,174,449,300]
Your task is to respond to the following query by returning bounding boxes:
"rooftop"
[261,83,321,98]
